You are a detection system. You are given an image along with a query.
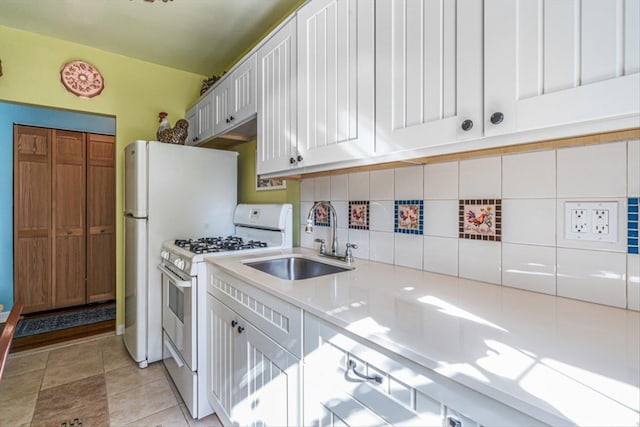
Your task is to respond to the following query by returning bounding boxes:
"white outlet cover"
[565,201,618,242]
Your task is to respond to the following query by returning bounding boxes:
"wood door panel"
[53,129,86,309]
[14,125,52,314]
[55,164,85,229]
[54,131,85,164]
[17,161,50,230]
[87,166,115,227]
[87,233,115,302]
[15,126,49,157]
[14,237,51,313]
[54,236,85,308]
[88,134,115,166]
[87,133,115,303]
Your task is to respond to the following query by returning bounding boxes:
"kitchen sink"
[245,256,352,280]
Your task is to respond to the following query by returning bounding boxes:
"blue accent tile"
[630,230,639,238]
[629,198,639,205]
[629,214,639,221]
[630,222,639,230]
[629,238,639,246]
[630,205,639,213]
[630,247,639,254]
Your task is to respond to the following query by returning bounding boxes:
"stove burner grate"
[174,236,268,254]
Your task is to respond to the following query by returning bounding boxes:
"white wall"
[299,139,640,311]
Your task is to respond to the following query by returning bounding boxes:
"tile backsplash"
[299,139,640,311]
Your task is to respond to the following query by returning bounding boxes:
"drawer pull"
[347,360,382,384]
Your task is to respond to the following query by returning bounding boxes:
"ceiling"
[0,0,302,76]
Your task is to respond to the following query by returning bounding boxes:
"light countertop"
[206,248,640,426]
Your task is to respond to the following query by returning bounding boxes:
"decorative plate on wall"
[60,60,104,99]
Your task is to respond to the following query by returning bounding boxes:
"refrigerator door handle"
[157,264,192,288]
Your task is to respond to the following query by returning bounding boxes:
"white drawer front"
[304,313,546,427]
[208,267,302,358]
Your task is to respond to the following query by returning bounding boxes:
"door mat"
[14,304,115,338]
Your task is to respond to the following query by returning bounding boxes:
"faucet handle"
[345,243,358,264]
[314,238,327,254]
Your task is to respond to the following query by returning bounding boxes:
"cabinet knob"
[289,157,296,164]
[461,119,473,131]
[100,229,105,233]
[237,326,245,334]
[66,230,72,235]
[229,116,235,122]
[490,112,504,125]
[231,320,238,328]
[225,118,230,124]
[447,417,462,427]
[296,155,303,162]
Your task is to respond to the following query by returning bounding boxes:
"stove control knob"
[179,259,186,269]
[161,250,169,260]
[173,258,181,267]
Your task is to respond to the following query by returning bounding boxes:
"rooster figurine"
[156,112,170,140]
[156,112,189,145]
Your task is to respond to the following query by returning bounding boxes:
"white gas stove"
[158,204,292,419]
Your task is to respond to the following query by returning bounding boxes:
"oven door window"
[167,282,184,323]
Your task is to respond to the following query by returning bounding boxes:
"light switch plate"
[565,201,618,242]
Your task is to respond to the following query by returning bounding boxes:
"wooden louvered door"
[52,130,86,309]
[13,125,53,313]
[86,133,115,303]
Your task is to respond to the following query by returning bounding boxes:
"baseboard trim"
[116,324,124,335]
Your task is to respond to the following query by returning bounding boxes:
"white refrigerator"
[123,140,237,367]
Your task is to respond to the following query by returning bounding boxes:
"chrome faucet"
[305,201,357,264]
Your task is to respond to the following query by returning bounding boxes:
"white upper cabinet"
[256,17,298,176]
[185,91,214,146]
[485,0,640,136]
[213,53,258,136]
[376,0,484,155]
[185,104,198,145]
[296,0,375,166]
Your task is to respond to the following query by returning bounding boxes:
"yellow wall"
[229,140,300,245]
[0,25,205,325]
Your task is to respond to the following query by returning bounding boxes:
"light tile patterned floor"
[0,333,222,427]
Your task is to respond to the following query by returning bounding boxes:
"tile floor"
[0,333,223,427]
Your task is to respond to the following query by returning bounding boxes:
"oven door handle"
[164,340,185,368]
[157,264,192,288]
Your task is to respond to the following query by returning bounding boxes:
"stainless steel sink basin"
[245,257,352,280]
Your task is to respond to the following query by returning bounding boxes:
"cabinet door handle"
[66,230,72,235]
[226,118,230,123]
[461,119,473,131]
[296,154,303,162]
[490,112,504,125]
[229,116,235,122]
[289,157,296,164]
[231,320,238,328]
[237,325,245,334]
[347,360,382,384]
[447,417,462,427]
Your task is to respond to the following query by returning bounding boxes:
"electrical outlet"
[565,202,618,242]
[571,209,588,233]
[592,209,609,235]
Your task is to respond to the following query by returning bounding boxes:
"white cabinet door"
[212,79,232,136]
[257,17,298,176]
[297,0,375,166]
[232,320,300,427]
[185,104,198,146]
[485,0,640,136]
[229,53,257,126]
[207,293,301,427]
[376,0,483,155]
[206,294,236,426]
[213,54,258,137]
[197,91,214,142]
